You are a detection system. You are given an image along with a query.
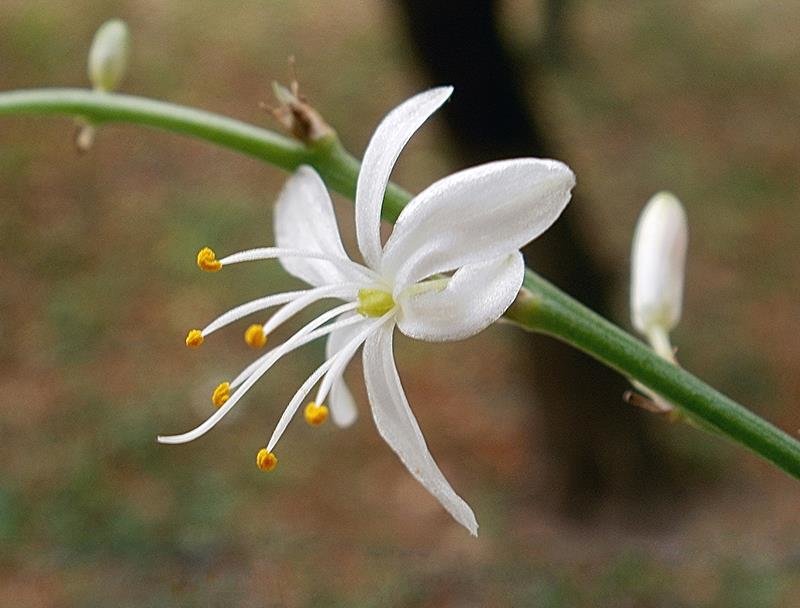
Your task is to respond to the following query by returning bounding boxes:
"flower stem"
[0,88,413,221]
[2,87,799,478]
[506,271,800,479]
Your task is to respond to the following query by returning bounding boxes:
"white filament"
[266,315,388,452]
[261,284,360,337]
[218,247,378,282]
[201,289,308,337]
[229,301,359,391]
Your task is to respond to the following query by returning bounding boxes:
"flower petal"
[362,322,478,535]
[355,87,453,270]
[324,314,363,427]
[396,252,524,342]
[275,165,360,286]
[381,158,575,290]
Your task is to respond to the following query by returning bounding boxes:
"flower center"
[356,288,395,317]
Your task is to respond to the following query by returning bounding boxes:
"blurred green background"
[1,1,799,606]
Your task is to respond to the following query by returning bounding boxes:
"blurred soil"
[0,1,799,606]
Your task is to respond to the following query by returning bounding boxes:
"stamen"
[196,247,222,272]
[265,314,388,453]
[256,448,278,471]
[199,284,361,341]
[185,329,204,348]
[211,382,230,407]
[157,312,365,445]
[217,247,379,281]
[229,301,359,391]
[303,402,329,426]
[313,316,375,408]
[244,324,268,349]
[262,287,358,338]
[200,289,307,337]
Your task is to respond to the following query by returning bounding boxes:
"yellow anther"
[303,401,329,426]
[256,448,278,472]
[244,324,268,349]
[196,247,222,272]
[211,382,230,408]
[185,329,204,348]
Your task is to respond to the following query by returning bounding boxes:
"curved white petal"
[324,315,363,427]
[355,87,453,270]
[275,165,361,286]
[396,252,524,342]
[381,158,575,290]
[362,322,478,535]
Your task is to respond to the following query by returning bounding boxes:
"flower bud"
[88,19,130,92]
[630,191,688,338]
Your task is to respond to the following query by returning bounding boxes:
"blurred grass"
[1,0,800,606]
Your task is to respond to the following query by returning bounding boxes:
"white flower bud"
[88,20,130,92]
[630,191,688,341]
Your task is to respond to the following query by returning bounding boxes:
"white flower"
[630,191,688,360]
[159,87,575,535]
[88,19,130,93]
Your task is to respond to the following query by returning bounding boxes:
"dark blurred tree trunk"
[397,0,670,514]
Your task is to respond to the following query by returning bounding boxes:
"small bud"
[74,123,96,153]
[630,192,688,343]
[88,19,130,92]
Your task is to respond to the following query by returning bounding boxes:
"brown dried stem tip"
[267,76,336,145]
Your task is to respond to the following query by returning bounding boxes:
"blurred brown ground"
[0,1,799,606]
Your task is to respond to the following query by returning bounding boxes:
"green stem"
[2,87,799,478]
[507,271,800,478]
[0,88,413,220]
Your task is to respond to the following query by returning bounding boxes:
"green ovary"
[357,288,395,317]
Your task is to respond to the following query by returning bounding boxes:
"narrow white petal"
[381,158,575,290]
[324,314,364,427]
[397,252,524,342]
[362,323,478,536]
[329,376,358,428]
[157,314,363,444]
[275,166,361,286]
[266,317,382,452]
[355,87,453,270]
